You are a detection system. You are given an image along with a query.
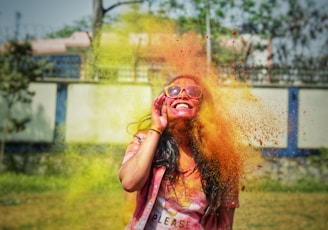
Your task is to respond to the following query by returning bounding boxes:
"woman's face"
[164,78,202,121]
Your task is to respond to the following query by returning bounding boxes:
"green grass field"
[1,189,327,229]
[0,152,327,229]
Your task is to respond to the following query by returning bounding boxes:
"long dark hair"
[153,129,223,211]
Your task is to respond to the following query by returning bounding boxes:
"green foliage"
[0,150,123,196]
[151,1,247,65]
[158,0,328,67]
[0,172,69,196]
[0,41,53,168]
[1,149,327,196]
[45,16,93,38]
[0,41,48,133]
[309,148,328,163]
[0,170,326,197]
[247,178,328,193]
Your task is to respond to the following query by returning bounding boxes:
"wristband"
[149,128,162,136]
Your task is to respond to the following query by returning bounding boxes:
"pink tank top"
[146,167,208,229]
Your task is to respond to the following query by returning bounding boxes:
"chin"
[168,111,197,121]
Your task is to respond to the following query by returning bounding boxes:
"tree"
[92,0,146,41]
[44,0,327,81]
[0,41,48,170]
[43,1,148,41]
[156,0,248,65]
[90,0,147,79]
[158,0,328,67]
[45,16,93,38]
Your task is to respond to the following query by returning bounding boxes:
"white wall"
[65,84,152,144]
[251,88,289,148]
[1,83,327,149]
[298,89,328,148]
[0,83,57,142]
[63,85,290,147]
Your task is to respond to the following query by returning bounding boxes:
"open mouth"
[174,103,191,109]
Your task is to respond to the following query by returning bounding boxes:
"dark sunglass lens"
[167,86,182,97]
[187,86,202,98]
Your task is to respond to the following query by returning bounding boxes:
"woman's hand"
[119,93,167,192]
[151,92,167,132]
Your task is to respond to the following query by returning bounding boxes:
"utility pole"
[14,11,21,41]
[206,0,211,74]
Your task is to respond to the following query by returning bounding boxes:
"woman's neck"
[169,123,191,147]
[168,120,196,170]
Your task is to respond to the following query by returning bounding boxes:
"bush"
[246,177,328,193]
[0,150,123,196]
[0,173,69,196]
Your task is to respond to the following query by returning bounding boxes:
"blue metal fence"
[3,54,328,156]
[41,55,81,79]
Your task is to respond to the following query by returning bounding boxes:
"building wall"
[1,82,327,155]
[298,89,328,148]
[251,87,289,148]
[65,83,152,144]
[0,83,57,142]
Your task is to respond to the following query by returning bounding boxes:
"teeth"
[176,103,189,109]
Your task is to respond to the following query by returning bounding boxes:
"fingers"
[161,100,167,117]
[151,92,167,130]
[152,92,166,113]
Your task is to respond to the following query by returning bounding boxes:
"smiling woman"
[164,77,202,121]
[118,74,252,230]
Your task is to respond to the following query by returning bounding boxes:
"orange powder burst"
[95,14,283,190]
[147,30,283,186]
[148,31,209,77]
[193,79,262,186]
[143,30,271,185]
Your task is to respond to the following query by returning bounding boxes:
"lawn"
[235,191,327,230]
[0,190,125,229]
[1,188,327,229]
[0,151,327,229]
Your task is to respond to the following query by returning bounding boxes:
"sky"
[0,0,326,59]
[0,0,128,42]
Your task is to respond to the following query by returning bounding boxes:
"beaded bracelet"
[149,128,162,136]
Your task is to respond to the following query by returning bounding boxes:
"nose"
[178,88,188,98]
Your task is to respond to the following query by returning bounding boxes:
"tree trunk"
[92,0,104,80]
[91,0,145,80]
[92,0,104,41]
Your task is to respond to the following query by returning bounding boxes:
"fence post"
[287,87,299,156]
[53,82,68,151]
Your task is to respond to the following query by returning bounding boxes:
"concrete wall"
[298,89,328,148]
[65,84,152,144]
[0,83,57,142]
[251,88,289,148]
[1,83,327,155]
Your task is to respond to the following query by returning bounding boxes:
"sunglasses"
[164,85,202,99]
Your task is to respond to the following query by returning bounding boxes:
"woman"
[119,75,243,229]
